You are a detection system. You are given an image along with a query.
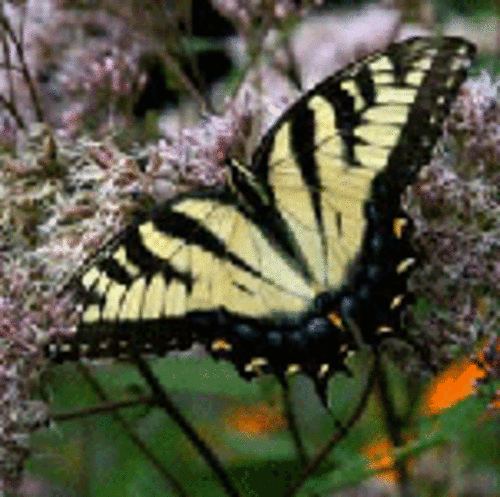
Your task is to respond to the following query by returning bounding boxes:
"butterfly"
[48,37,475,405]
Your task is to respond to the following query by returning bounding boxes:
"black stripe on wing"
[225,170,318,283]
[96,228,194,289]
[382,38,475,194]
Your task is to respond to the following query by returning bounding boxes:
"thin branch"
[280,378,309,468]
[0,62,23,73]
[0,92,25,129]
[50,396,153,421]
[133,354,241,497]
[283,361,378,497]
[0,4,15,113]
[375,356,414,497]
[78,363,189,497]
[0,12,43,122]
[162,50,211,115]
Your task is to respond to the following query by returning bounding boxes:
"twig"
[280,378,309,468]
[0,11,43,122]
[283,360,378,497]
[0,92,24,129]
[133,354,242,497]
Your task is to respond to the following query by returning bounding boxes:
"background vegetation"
[0,0,499,496]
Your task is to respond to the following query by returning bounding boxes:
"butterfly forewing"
[254,37,474,290]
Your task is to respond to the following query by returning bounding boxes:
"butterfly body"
[49,37,475,404]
